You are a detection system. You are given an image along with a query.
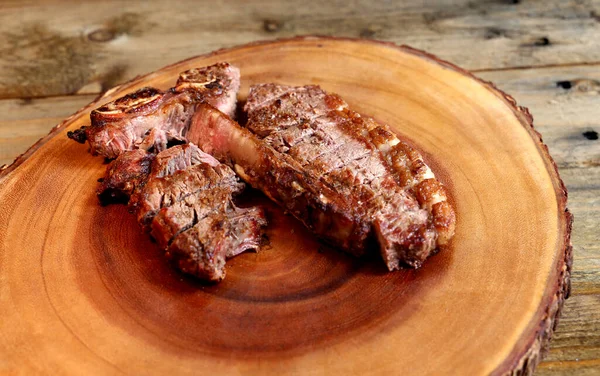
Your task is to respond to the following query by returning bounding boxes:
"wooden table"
[0,1,598,374]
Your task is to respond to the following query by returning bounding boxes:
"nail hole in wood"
[360,29,376,38]
[583,131,598,140]
[534,37,550,46]
[485,28,505,39]
[556,81,572,90]
[263,20,282,33]
[19,98,33,106]
[360,25,383,39]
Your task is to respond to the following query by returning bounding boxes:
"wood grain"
[1,0,599,98]
[0,37,571,375]
[0,95,96,166]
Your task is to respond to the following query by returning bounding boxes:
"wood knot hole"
[556,81,572,90]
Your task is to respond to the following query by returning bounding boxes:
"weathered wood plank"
[537,295,600,375]
[0,95,95,166]
[478,65,600,169]
[1,0,600,98]
[552,166,600,296]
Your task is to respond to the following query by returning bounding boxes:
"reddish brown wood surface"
[0,37,571,375]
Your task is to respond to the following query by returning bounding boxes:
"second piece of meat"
[98,144,267,282]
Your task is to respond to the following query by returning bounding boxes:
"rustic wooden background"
[0,0,598,374]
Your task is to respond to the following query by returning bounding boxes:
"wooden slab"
[0,37,572,375]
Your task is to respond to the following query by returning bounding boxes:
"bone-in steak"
[67,63,240,159]
[189,85,456,270]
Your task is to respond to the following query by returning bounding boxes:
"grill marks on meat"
[67,63,240,159]
[140,147,265,282]
[77,60,454,277]
[190,85,455,270]
[189,105,375,256]
[246,84,455,268]
[132,161,241,229]
[97,143,214,207]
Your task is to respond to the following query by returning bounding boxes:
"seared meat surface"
[68,63,240,159]
[95,143,265,282]
[97,143,219,206]
[189,85,455,270]
[167,206,266,281]
[97,149,155,205]
[98,144,267,281]
[134,144,265,281]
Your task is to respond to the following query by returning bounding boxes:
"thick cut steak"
[189,85,456,270]
[73,63,265,282]
[68,63,240,159]
[132,155,240,228]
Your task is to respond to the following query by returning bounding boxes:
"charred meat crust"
[167,207,267,282]
[66,126,89,143]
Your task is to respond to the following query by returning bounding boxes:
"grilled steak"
[67,62,240,159]
[97,149,155,205]
[167,206,266,281]
[132,144,266,281]
[97,143,218,206]
[132,155,240,228]
[189,85,456,270]
[73,63,266,282]
[96,143,266,282]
